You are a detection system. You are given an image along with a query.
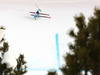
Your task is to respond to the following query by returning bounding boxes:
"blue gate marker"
[55,33,60,70]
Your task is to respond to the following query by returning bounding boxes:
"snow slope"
[0,0,100,75]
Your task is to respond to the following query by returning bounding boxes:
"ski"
[30,12,49,16]
[31,14,51,18]
[39,16,51,18]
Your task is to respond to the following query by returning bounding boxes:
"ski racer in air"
[30,8,51,19]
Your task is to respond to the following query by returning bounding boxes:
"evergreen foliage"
[61,7,100,75]
[47,70,58,75]
[14,54,27,75]
[0,26,27,75]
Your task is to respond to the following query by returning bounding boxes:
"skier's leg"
[34,15,37,20]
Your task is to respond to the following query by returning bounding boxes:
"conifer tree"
[61,7,100,75]
[13,54,27,75]
[61,13,89,75]
[0,26,13,74]
[0,26,27,75]
[87,7,100,75]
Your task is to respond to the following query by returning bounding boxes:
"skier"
[34,9,42,19]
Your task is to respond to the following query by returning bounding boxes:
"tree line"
[48,7,100,75]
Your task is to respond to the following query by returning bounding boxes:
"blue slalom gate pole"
[55,33,60,70]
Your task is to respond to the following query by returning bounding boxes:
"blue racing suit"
[34,9,41,19]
